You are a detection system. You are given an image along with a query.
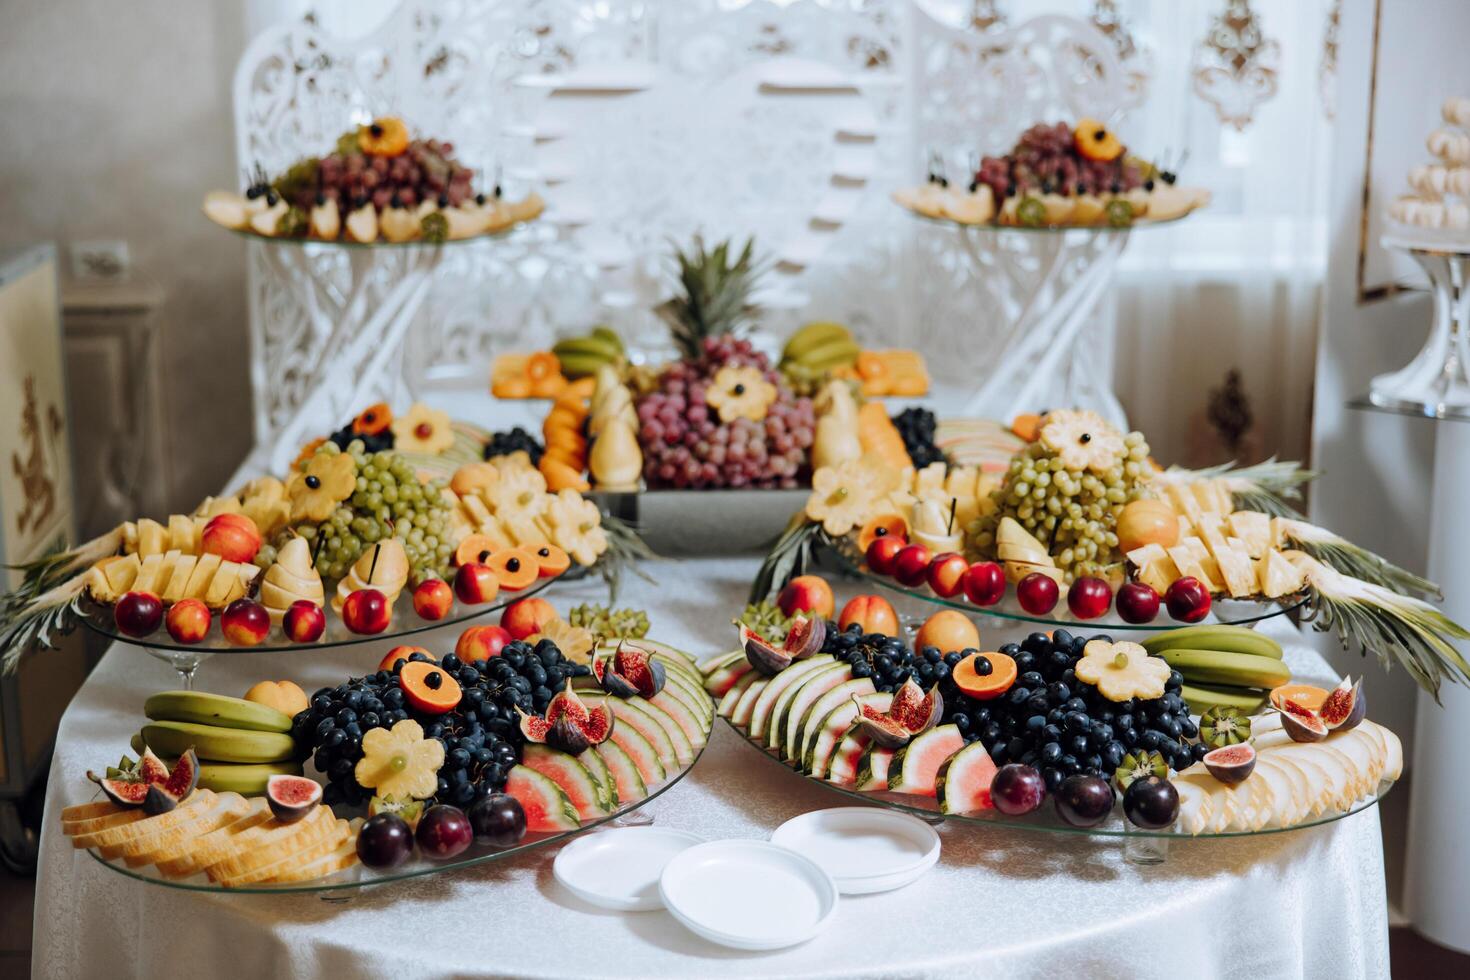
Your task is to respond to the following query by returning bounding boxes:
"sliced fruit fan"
[63,600,712,889]
[709,576,1402,836]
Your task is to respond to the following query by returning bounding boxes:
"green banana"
[144,691,293,733]
[793,337,861,370]
[1141,624,1283,660]
[782,321,852,361]
[1154,649,1292,689]
[555,352,620,379]
[552,336,624,361]
[141,721,297,764]
[590,326,625,354]
[1180,683,1268,715]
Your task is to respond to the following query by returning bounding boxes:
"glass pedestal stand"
[1372,235,1470,418]
[141,644,213,691]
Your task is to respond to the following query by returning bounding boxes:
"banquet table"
[32,557,1391,980]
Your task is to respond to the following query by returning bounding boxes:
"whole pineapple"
[637,238,815,489]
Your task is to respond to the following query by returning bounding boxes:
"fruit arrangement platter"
[63,602,713,892]
[708,576,1400,838]
[202,116,543,244]
[756,408,1470,697]
[0,414,644,661]
[896,120,1209,230]
[482,239,936,493]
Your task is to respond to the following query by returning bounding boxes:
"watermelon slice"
[587,695,681,774]
[770,662,851,755]
[937,741,999,814]
[648,690,708,748]
[887,725,965,797]
[718,672,760,718]
[794,678,875,766]
[806,692,889,779]
[576,741,617,810]
[592,740,648,805]
[749,656,835,741]
[602,717,665,787]
[661,670,714,725]
[855,745,896,792]
[730,678,770,731]
[627,697,694,765]
[828,729,875,784]
[519,745,611,820]
[779,666,855,760]
[504,765,580,833]
[701,652,752,697]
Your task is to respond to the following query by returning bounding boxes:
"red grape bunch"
[282,137,477,214]
[974,122,1144,200]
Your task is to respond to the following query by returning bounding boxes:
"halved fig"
[267,773,323,823]
[592,642,666,699]
[1281,708,1328,743]
[1203,743,1256,784]
[521,687,614,755]
[783,616,827,661]
[140,749,200,815]
[1318,676,1365,732]
[851,679,941,749]
[738,622,793,676]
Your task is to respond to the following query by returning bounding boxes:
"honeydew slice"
[1173,769,1239,833]
[1272,752,1331,818]
[1250,757,1306,827]
[1369,721,1404,780]
[1174,778,1214,835]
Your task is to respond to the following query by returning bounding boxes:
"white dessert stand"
[1372,234,1470,418]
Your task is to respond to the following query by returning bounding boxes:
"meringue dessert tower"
[1388,96,1470,236]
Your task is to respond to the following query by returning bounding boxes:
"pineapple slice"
[163,555,199,603]
[1259,548,1306,598]
[1165,484,1203,528]
[136,519,168,557]
[102,553,142,595]
[1228,511,1272,558]
[185,553,222,600]
[1213,542,1257,598]
[1126,543,1181,595]
[167,514,198,553]
[133,553,166,595]
[205,561,242,608]
[1167,543,1221,594]
[501,514,548,548]
[913,463,947,497]
[460,493,495,529]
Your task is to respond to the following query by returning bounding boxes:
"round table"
[33,558,1390,979]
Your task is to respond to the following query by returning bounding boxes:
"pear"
[590,418,642,490]
[506,192,545,224]
[910,497,963,554]
[941,186,995,225]
[444,206,488,240]
[261,536,326,625]
[380,206,419,243]
[309,198,341,240]
[910,183,947,218]
[588,386,634,438]
[1146,185,1199,222]
[202,191,251,230]
[249,200,288,237]
[333,538,409,611]
[414,199,439,222]
[1123,187,1151,218]
[814,379,858,424]
[344,204,379,243]
[1040,193,1075,226]
[1071,195,1107,225]
[812,413,861,471]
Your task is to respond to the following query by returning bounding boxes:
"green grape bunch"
[969,410,1151,582]
[288,440,454,586]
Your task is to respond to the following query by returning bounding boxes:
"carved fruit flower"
[1074,639,1171,702]
[354,719,445,800]
[287,449,357,523]
[353,402,392,436]
[543,489,608,566]
[488,465,549,519]
[804,458,901,537]
[1038,409,1126,474]
[531,617,595,664]
[392,403,454,455]
[706,366,777,424]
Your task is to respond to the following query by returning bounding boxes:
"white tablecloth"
[33,558,1390,979]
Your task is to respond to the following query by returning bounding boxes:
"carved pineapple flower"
[1039,409,1126,473]
[487,465,549,519]
[1074,639,1171,702]
[354,719,444,800]
[531,617,596,664]
[287,447,357,523]
[392,403,454,455]
[543,489,608,566]
[805,458,903,537]
[706,366,777,424]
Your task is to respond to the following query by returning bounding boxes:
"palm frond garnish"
[595,513,657,603]
[750,519,824,605]
[1154,457,1316,517]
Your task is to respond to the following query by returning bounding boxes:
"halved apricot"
[359,117,409,157]
[1269,683,1329,713]
[454,533,500,568]
[352,402,392,436]
[1011,413,1043,442]
[487,547,540,591]
[531,543,571,578]
[399,659,462,714]
[378,645,430,673]
[858,514,908,553]
[953,651,1017,701]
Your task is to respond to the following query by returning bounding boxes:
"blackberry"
[891,407,948,469]
[327,421,392,454]
[484,426,545,466]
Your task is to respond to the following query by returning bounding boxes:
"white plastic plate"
[659,840,839,950]
[553,827,704,912]
[770,807,941,894]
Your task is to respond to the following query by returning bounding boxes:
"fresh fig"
[1318,677,1365,732]
[783,616,826,661]
[739,622,792,675]
[850,680,941,749]
[1280,708,1328,743]
[140,749,200,815]
[852,702,913,749]
[1203,743,1256,784]
[142,784,181,815]
[591,650,639,698]
[593,643,666,699]
[267,773,323,823]
[523,688,614,755]
[90,772,150,808]
[136,748,170,786]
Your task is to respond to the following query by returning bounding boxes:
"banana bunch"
[138,691,302,794]
[552,327,626,379]
[779,321,861,390]
[1141,625,1291,716]
[86,549,259,609]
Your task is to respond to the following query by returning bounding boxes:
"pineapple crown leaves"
[591,513,657,604]
[655,236,766,361]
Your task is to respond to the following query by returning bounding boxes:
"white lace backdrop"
[238,0,1330,466]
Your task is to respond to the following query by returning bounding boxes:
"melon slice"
[592,740,647,805]
[749,656,835,741]
[1174,778,1214,835]
[602,719,664,788]
[806,692,889,779]
[588,696,680,773]
[519,745,611,821]
[718,672,760,719]
[794,678,876,766]
[730,678,770,731]
[1250,756,1305,827]
[887,725,964,797]
[504,764,580,833]
[829,729,875,785]
[772,662,852,756]
[855,745,896,792]
[936,740,998,814]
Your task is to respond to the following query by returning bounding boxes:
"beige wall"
[0,0,250,513]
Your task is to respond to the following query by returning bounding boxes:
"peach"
[1116,499,1179,554]
[453,562,500,605]
[455,625,512,663]
[501,597,556,641]
[221,597,271,646]
[379,645,431,672]
[165,598,211,644]
[777,575,835,620]
[963,562,1006,606]
[914,610,980,655]
[243,679,309,717]
[283,600,326,643]
[838,595,899,637]
[413,578,454,620]
[202,513,262,563]
[926,553,969,599]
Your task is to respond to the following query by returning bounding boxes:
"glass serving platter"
[223,217,537,249]
[725,721,1392,845]
[830,548,1307,633]
[85,737,706,895]
[903,203,1197,234]
[77,576,556,688]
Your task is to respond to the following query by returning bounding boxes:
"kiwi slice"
[1199,706,1252,749]
[1105,198,1135,228]
[1113,750,1169,791]
[1017,196,1046,227]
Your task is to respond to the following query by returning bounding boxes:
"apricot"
[914,610,980,654]
[838,595,899,637]
[777,575,835,620]
[243,680,309,717]
[501,596,557,640]
[857,514,908,553]
[1116,499,1179,554]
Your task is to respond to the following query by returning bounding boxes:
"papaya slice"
[352,403,392,436]
[378,645,430,673]
[454,533,501,568]
[855,351,889,382]
[858,514,908,553]
[487,547,540,591]
[399,659,462,714]
[530,374,567,399]
[952,651,1017,701]
[492,376,533,399]
[556,377,596,407]
[1011,413,1043,442]
[1269,683,1330,713]
[531,544,571,578]
[526,351,561,382]
[539,455,590,492]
